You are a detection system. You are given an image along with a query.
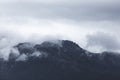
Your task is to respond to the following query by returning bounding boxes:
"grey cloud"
[0,1,120,21]
[86,32,120,52]
[0,0,120,53]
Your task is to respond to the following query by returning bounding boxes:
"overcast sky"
[0,0,120,53]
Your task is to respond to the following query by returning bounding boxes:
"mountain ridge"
[0,40,120,80]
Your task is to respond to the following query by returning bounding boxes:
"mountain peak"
[1,40,120,80]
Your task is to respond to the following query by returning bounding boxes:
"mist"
[0,0,120,60]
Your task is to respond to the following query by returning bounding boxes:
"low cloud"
[0,0,120,58]
[86,32,120,53]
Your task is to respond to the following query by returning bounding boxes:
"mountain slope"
[0,40,120,80]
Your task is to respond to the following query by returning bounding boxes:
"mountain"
[0,40,120,80]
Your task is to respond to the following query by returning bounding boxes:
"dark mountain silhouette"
[0,40,120,80]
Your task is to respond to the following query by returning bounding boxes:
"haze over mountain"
[0,0,120,80]
[1,0,120,53]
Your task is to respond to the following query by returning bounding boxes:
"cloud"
[0,0,118,4]
[0,0,120,21]
[16,54,27,61]
[0,0,120,56]
[86,32,120,53]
